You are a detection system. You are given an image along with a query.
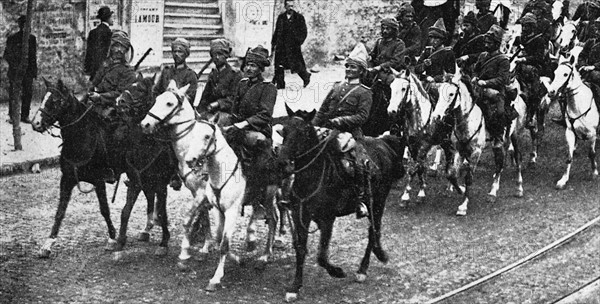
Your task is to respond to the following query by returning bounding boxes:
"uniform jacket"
[453,31,486,58]
[477,11,498,33]
[92,60,137,105]
[577,38,600,69]
[230,76,277,138]
[153,64,198,105]
[197,63,242,112]
[397,21,423,61]
[312,81,373,138]
[3,30,37,79]
[515,34,547,69]
[84,23,111,78]
[473,50,510,96]
[272,10,307,72]
[369,37,406,71]
[415,46,456,82]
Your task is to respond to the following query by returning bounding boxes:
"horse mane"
[408,72,429,100]
[459,74,475,98]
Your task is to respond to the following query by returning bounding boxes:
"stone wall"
[1,0,88,101]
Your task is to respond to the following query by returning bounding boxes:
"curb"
[0,155,61,177]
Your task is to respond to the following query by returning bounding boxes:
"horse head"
[557,19,580,53]
[140,79,191,134]
[548,55,579,98]
[431,81,461,123]
[32,78,79,132]
[387,68,411,117]
[273,112,320,176]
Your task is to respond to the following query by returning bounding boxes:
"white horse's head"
[431,81,461,122]
[548,55,579,98]
[183,121,221,169]
[557,19,580,51]
[140,80,191,133]
[387,68,410,115]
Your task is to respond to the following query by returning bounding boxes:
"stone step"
[163,12,222,25]
[163,33,224,46]
[164,2,220,15]
[163,24,223,36]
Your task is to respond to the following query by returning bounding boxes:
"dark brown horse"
[32,77,177,259]
[273,107,406,302]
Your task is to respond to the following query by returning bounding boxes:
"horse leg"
[137,189,154,242]
[95,182,117,251]
[113,184,142,261]
[589,136,598,179]
[246,207,258,252]
[488,146,505,203]
[556,129,576,189]
[316,218,345,278]
[256,185,279,270]
[429,146,443,174]
[357,190,389,283]
[178,192,210,270]
[400,172,412,207]
[154,185,170,256]
[206,205,240,292]
[457,162,474,216]
[285,203,311,303]
[39,175,76,258]
[512,133,524,198]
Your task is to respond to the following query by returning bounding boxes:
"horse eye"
[204,134,211,140]
[166,102,174,107]
[564,73,568,77]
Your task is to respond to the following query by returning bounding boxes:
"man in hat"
[470,25,511,149]
[454,11,486,77]
[271,0,311,89]
[415,18,455,102]
[475,0,498,33]
[84,6,113,80]
[513,13,548,128]
[3,15,37,124]
[311,46,373,218]
[153,38,198,106]
[197,38,242,119]
[396,3,422,65]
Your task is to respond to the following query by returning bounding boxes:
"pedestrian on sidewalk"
[84,6,113,81]
[271,0,311,89]
[3,15,38,124]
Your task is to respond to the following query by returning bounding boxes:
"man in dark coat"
[577,18,600,84]
[84,6,113,80]
[271,0,311,89]
[197,38,242,119]
[4,15,37,124]
[312,46,373,218]
[513,13,548,128]
[153,38,198,107]
[415,18,455,103]
[396,3,422,65]
[454,11,486,77]
[475,0,498,33]
[470,25,511,148]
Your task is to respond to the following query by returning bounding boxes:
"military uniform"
[229,76,277,140]
[415,46,456,82]
[153,64,198,106]
[92,60,137,105]
[577,38,600,84]
[197,63,242,113]
[397,21,422,64]
[477,11,498,33]
[370,38,406,73]
[312,81,373,139]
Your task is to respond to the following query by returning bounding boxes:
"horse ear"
[167,79,178,91]
[137,73,144,82]
[285,103,295,117]
[57,79,66,91]
[569,54,575,65]
[307,109,316,122]
[152,73,157,82]
[177,84,190,97]
[389,67,400,77]
[404,68,410,78]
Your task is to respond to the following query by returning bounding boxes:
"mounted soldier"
[197,38,242,123]
[311,46,372,218]
[513,13,549,128]
[572,1,600,42]
[415,18,456,104]
[153,38,198,108]
[363,18,406,136]
[475,0,498,33]
[396,3,422,65]
[470,25,512,149]
[521,0,554,55]
[454,11,486,77]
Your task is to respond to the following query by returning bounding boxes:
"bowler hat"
[97,6,113,21]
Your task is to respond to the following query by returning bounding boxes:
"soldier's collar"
[345,78,360,85]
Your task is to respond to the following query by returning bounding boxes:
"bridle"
[555,62,595,131]
[146,90,196,140]
[38,88,94,132]
[442,82,483,145]
[289,128,337,174]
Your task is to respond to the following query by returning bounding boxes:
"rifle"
[196,58,214,79]
[134,48,153,71]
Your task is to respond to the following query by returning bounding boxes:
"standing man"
[475,0,498,33]
[153,38,198,107]
[271,0,311,89]
[396,3,422,66]
[197,38,242,119]
[4,15,37,124]
[84,6,113,80]
[311,47,372,218]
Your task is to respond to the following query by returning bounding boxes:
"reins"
[292,130,337,174]
[556,62,596,134]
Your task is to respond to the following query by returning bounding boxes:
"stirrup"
[356,202,369,219]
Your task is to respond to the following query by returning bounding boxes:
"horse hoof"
[355,273,367,283]
[374,248,389,264]
[246,241,257,252]
[205,282,222,292]
[528,161,537,168]
[327,267,346,278]
[515,190,524,198]
[456,209,467,216]
[38,249,51,259]
[177,260,192,272]
[285,292,298,302]
[137,232,150,242]
[555,183,566,190]
[154,247,168,256]
[486,195,497,203]
[112,251,125,261]
[195,252,208,262]
[398,200,408,208]
[105,239,117,251]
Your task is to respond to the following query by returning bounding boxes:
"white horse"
[556,19,584,62]
[140,81,280,291]
[431,71,527,215]
[545,56,599,189]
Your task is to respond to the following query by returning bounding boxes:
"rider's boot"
[103,168,117,184]
[169,174,183,191]
[354,160,370,219]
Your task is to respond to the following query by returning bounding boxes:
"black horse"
[32,77,177,259]
[274,106,406,302]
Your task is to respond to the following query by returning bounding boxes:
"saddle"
[584,81,600,114]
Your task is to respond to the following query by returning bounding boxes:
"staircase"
[163,0,225,81]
